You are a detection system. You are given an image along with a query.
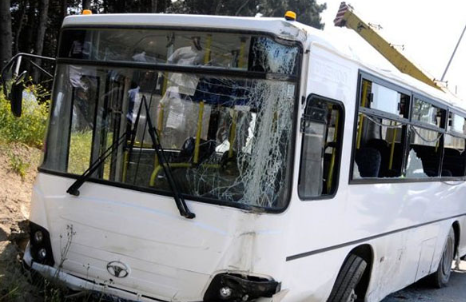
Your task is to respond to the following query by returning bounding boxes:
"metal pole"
[441,24,466,82]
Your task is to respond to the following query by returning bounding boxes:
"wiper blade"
[68,87,147,196]
[142,96,195,219]
[67,94,195,219]
[67,132,127,196]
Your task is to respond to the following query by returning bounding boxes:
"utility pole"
[441,24,466,82]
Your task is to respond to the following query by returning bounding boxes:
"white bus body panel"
[25,15,466,302]
[29,173,291,301]
[279,43,466,302]
[279,43,359,302]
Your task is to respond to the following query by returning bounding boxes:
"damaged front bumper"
[203,273,283,301]
[23,244,154,302]
[23,245,289,302]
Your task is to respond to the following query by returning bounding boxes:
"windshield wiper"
[67,94,195,219]
[142,96,195,219]
[67,94,145,197]
[67,131,127,196]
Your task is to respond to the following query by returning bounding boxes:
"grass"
[8,151,30,180]
[68,130,113,179]
[0,90,49,148]
[0,89,46,179]
[0,222,108,302]
[68,131,93,175]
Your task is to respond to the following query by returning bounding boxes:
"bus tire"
[327,254,367,302]
[427,228,455,288]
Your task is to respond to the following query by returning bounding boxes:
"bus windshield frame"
[40,27,302,213]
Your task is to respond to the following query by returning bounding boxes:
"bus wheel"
[428,228,455,288]
[327,254,367,302]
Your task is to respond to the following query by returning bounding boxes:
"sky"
[316,0,466,99]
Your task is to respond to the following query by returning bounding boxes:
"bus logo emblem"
[107,261,130,278]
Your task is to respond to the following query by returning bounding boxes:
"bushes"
[0,91,49,148]
[8,151,30,179]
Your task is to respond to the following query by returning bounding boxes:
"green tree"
[4,0,326,83]
[0,0,13,71]
[33,0,50,81]
[268,0,327,29]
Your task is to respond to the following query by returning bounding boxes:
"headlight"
[34,230,44,243]
[219,287,233,300]
[204,273,280,301]
[29,222,55,266]
[38,248,47,260]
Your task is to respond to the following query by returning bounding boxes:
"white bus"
[12,11,466,302]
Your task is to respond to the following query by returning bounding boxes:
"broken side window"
[298,96,344,199]
[352,78,410,179]
[406,97,446,178]
[443,113,466,177]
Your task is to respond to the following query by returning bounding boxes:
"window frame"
[350,70,466,184]
[410,93,447,132]
[39,26,304,214]
[443,108,466,177]
[350,72,411,183]
[57,26,301,79]
[298,94,345,201]
[447,109,466,138]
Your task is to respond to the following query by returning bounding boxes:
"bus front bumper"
[23,244,160,302]
[23,244,288,302]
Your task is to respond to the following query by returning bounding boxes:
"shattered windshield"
[58,29,298,75]
[43,29,300,210]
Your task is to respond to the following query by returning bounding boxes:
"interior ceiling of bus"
[101,31,251,65]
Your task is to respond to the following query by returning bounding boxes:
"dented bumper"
[23,244,160,302]
[23,245,289,302]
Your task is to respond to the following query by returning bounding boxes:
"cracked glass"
[43,29,300,210]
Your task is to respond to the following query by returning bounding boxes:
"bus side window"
[298,96,343,199]
[443,113,466,177]
[353,79,409,179]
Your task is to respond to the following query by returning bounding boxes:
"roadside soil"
[0,143,41,301]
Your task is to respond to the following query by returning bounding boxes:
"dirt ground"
[1,143,466,302]
[0,143,38,238]
[0,143,41,301]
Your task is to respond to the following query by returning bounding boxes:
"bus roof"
[63,13,304,37]
[63,13,466,113]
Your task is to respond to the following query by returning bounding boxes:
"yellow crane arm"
[334,2,443,91]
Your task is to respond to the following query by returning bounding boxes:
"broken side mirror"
[1,53,55,117]
[10,71,27,117]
